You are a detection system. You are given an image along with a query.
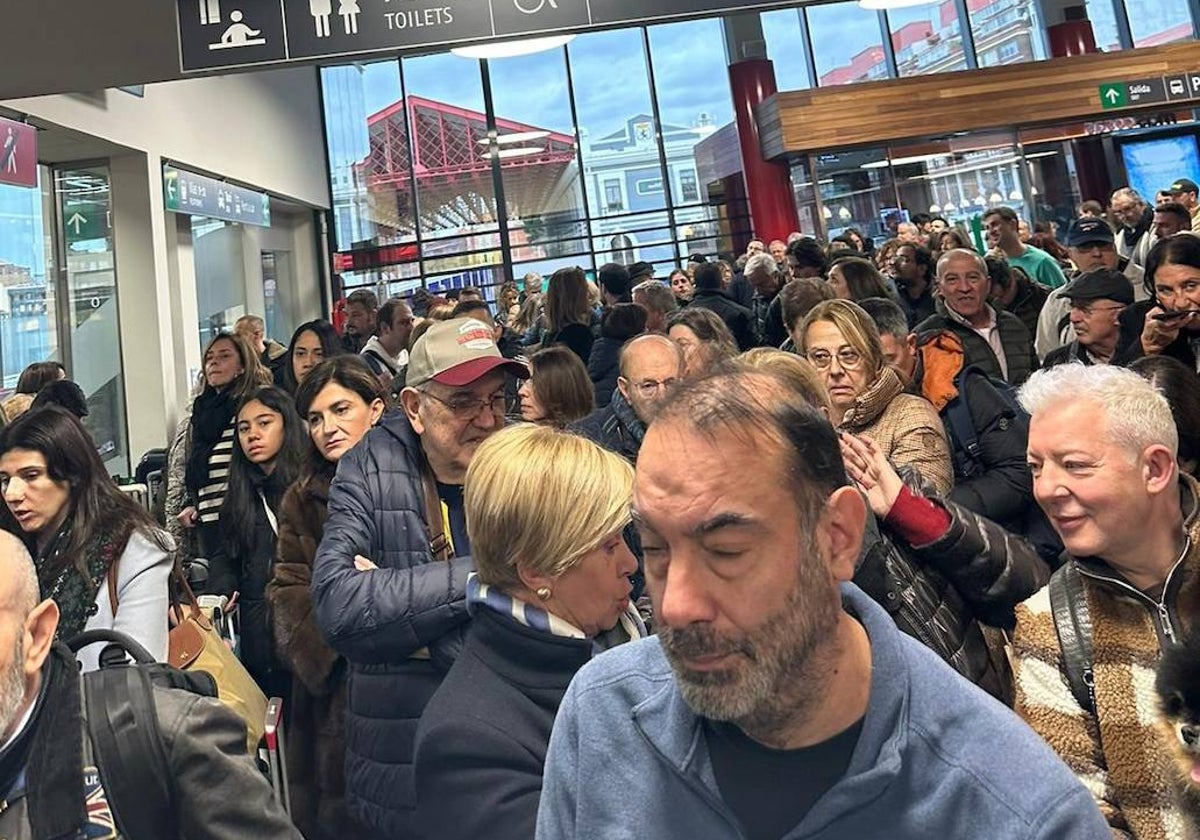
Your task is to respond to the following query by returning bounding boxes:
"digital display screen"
[1120,135,1200,202]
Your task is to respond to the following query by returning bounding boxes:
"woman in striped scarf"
[413,423,645,840]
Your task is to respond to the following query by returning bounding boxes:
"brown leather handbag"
[168,570,269,754]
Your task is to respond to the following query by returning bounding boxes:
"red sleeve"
[884,485,952,547]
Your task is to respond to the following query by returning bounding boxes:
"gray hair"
[744,252,779,278]
[857,297,909,342]
[1111,187,1144,206]
[632,281,679,316]
[936,248,988,280]
[1018,364,1178,459]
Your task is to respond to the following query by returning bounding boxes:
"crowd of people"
[0,178,1196,838]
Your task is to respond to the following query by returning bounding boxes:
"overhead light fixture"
[929,204,942,213]
[1024,150,1060,159]
[859,0,939,10]
[837,207,853,221]
[822,206,833,219]
[488,147,544,159]
[477,130,552,146]
[988,192,1003,204]
[452,34,575,60]
[1008,189,1023,200]
[943,201,957,212]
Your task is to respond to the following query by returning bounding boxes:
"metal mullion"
[561,41,596,274]
[955,0,979,69]
[1112,0,1134,48]
[641,26,682,268]
[879,10,899,78]
[480,57,514,279]
[396,58,426,286]
[798,8,819,88]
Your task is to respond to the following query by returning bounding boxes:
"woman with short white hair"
[413,424,645,840]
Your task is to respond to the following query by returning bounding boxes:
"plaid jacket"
[1011,475,1200,839]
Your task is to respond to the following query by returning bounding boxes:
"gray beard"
[658,547,841,746]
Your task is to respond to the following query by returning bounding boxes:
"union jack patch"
[82,766,117,839]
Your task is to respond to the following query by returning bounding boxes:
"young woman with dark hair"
[205,385,306,696]
[542,267,595,364]
[0,406,173,670]
[282,319,345,395]
[267,356,387,840]
[15,361,65,395]
[167,333,269,570]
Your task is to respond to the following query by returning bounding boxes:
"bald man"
[0,533,300,838]
[572,334,685,464]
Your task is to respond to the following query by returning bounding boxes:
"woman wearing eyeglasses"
[800,299,953,495]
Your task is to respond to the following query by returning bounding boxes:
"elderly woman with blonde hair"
[800,298,953,494]
[413,424,644,840]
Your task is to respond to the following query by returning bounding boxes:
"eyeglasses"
[422,389,506,419]
[1068,302,1125,316]
[806,348,863,370]
[632,378,678,397]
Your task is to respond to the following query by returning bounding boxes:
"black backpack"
[66,629,219,840]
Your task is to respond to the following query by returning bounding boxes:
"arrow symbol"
[1105,88,1121,103]
[67,212,86,235]
[167,179,177,201]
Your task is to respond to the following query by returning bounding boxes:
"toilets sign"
[179,0,800,71]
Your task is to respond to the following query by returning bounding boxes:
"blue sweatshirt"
[536,583,1109,840]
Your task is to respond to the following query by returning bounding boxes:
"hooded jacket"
[535,584,1109,840]
[311,410,473,839]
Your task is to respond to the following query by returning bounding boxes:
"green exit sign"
[1099,83,1126,110]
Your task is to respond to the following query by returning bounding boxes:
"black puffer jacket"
[587,337,622,408]
[916,299,1039,385]
[311,410,473,839]
[853,480,1049,702]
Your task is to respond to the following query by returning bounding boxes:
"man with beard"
[0,532,298,838]
[535,371,1107,840]
[892,242,937,327]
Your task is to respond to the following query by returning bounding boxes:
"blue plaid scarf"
[466,573,646,655]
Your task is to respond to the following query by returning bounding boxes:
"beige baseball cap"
[407,317,529,387]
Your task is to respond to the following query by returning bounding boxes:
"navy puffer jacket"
[312,410,473,839]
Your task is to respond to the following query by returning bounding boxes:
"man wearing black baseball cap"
[1033,217,1144,359]
[1164,177,1200,231]
[311,317,528,838]
[1042,269,1133,367]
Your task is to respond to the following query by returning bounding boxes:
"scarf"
[609,389,647,449]
[184,384,237,494]
[466,573,646,655]
[840,365,906,430]
[37,520,127,642]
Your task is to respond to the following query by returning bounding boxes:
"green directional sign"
[62,200,107,243]
[1099,83,1126,110]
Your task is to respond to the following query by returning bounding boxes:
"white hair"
[744,252,778,278]
[1111,187,1144,206]
[1018,364,1178,459]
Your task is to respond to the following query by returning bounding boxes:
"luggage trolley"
[262,697,291,818]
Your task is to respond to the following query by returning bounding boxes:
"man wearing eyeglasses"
[312,317,529,839]
[1033,217,1146,359]
[1042,271,1132,368]
[573,334,684,465]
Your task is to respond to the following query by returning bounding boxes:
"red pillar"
[728,59,800,243]
[1047,21,1097,57]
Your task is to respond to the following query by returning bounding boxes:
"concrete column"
[109,151,177,464]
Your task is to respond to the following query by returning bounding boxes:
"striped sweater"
[196,422,235,524]
[1012,475,1200,840]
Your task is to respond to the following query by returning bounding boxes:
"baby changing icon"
[209,9,267,49]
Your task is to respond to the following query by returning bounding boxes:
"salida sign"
[0,117,37,189]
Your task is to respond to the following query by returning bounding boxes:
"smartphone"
[1151,309,1197,321]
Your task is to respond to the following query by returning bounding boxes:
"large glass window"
[57,165,128,474]
[971,0,1048,66]
[487,48,588,265]
[761,9,813,90]
[1082,0,1123,51]
[888,2,968,76]
[808,3,888,86]
[0,169,57,389]
[1127,0,1193,46]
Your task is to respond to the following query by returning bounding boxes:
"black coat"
[688,289,757,351]
[311,410,474,839]
[570,390,645,465]
[1114,298,1199,369]
[854,485,1048,701]
[916,300,1039,385]
[586,337,622,408]
[544,322,593,366]
[414,608,591,840]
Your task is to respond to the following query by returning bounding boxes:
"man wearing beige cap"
[312,317,529,839]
